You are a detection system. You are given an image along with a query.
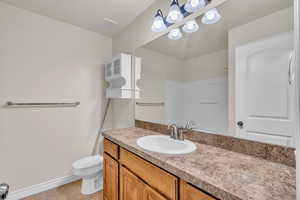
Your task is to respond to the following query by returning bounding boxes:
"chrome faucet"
[168,124,178,140]
[168,121,196,141]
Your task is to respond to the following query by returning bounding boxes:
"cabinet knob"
[237,121,244,128]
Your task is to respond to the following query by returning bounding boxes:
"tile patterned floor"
[22,181,103,200]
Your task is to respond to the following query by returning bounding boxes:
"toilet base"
[81,174,103,195]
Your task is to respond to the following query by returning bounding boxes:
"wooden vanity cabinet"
[143,185,168,200]
[180,180,216,200]
[103,138,216,200]
[120,166,168,200]
[120,166,144,200]
[104,138,119,159]
[119,148,178,200]
[103,153,119,200]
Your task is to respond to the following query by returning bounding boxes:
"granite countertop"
[103,127,296,200]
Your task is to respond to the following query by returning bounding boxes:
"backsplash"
[135,120,296,167]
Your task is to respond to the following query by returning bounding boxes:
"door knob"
[237,121,244,128]
[0,183,9,200]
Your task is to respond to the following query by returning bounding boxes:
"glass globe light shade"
[201,8,221,24]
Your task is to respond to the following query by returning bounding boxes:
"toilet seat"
[72,155,103,170]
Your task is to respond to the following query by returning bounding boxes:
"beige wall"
[0,2,112,191]
[183,50,228,81]
[228,7,294,135]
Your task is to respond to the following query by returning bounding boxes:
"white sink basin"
[136,135,196,155]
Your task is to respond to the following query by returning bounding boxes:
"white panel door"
[235,32,296,147]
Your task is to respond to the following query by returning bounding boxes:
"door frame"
[294,0,300,199]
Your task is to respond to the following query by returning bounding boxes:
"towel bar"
[136,102,164,107]
[5,101,80,108]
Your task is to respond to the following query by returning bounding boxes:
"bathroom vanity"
[103,137,216,200]
[102,127,296,200]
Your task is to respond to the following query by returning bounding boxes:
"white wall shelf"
[105,53,141,99]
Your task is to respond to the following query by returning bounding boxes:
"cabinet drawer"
[180,180,216,200]
[120,148,178,200]
[104,138,119,160]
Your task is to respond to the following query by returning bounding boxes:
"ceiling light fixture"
[184,0,206,13]
[151,9,167,32]
[151,0,222,41]
[168,28,183,40]
[166,0,184,24]
[182,20,199,33]
[201,8,221,24]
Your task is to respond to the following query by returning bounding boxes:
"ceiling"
[144,0,293,60]
[0,0,155,37]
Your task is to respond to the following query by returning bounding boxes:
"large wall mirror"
[134,0,295,147]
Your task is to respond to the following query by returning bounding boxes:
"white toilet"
[72,155,103,195]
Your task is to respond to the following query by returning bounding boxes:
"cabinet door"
[143,186,168,200]
[180,181,216,200]
[104,153,119,200]
[120,166,144,200]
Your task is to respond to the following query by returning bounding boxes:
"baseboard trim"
[7,175,80,200]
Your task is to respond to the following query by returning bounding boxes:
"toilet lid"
[72,155,103,169]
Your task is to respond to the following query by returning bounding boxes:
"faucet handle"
[167,123,176,129]
[185,120,196,130]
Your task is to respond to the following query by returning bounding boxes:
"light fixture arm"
[170,0,179,6]
[156,9,164,18]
